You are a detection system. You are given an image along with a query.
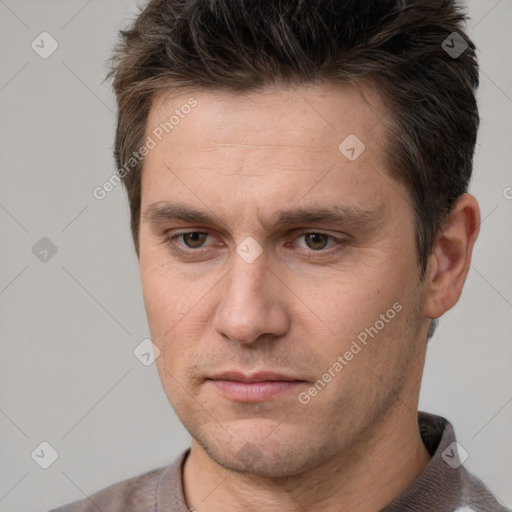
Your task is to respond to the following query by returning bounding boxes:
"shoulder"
[383,412,511,511]
[459,466,512,512]
[47,465,167,512]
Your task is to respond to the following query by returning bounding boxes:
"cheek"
[141,273,175,333]
[140,248,191,328]
[139,252,211,373]
[291,263,419,393]
[293,270,398,338]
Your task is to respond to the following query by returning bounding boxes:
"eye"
[293,232,341,251]
[172,232,212,249]
[181,232,208,248]
[167,230,348,259]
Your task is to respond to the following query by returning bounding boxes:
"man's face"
[139,83,431,477]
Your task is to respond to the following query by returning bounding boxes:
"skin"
[138,82,480,511]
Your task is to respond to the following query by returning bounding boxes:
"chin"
[195,425,331,479]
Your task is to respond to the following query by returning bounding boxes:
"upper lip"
[209,370,305,383]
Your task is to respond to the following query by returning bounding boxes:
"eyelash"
[167,231,348,259]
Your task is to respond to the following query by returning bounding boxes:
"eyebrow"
[142,201,384,232]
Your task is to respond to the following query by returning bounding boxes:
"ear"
[423,193,480,320]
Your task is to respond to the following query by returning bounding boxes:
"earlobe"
[423,193,480,320]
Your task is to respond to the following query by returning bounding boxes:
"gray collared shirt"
[48,412,511,512]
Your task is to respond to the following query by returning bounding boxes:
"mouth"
[207,370,307,402]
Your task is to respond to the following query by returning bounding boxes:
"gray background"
[0,1,511,511]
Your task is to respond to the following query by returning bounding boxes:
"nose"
[212,249,290,345]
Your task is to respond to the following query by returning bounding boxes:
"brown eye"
[181,232,208,248]
[303,233,330,250]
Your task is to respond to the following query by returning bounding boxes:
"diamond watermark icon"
[236,442,263,468]
[338,134,366,161]
[31,32,59,59]
[441,32,468,59]
[441,441,469,469]
[134,338,161,366]
[32,237,58,263]
[236,236,263,264]
[31,441,59,469]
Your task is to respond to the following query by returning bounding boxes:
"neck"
[182,406,431,512]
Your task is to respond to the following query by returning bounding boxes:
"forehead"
[146,82,388,153]
[140,82,404,229]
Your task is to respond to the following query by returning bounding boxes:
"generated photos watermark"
[298,301,403,405]
[93,97,198,200]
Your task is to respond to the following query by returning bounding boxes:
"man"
[50,0,510,511]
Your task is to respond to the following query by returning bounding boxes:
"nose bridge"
[225,250,270,316]
[227,227,268,293]
[213,247,288,344]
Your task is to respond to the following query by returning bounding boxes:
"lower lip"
[209,379,304,402]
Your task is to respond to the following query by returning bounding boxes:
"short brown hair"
[107,0,479,279]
